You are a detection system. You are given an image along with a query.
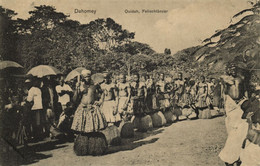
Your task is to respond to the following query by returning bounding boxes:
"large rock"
[182,108,192,117]
[118,120,134,138]
[101,125,121,146]
[211,109,220,117]
[151,111,166,127]
[178,115,188,121]
[74,132,108,156]
[198,108,212,119]
[163,110,177,123]
[188,112,197,119]
[131,115,153,132]
[172,107,182,117]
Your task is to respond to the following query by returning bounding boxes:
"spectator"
[26,78,44,141]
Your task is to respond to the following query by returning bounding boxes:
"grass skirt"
[118,97,128,114]
[101,100,121,123]
[71,104,107,133]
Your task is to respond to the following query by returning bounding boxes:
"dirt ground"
[1,116,228,166]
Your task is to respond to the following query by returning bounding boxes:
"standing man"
[41,76,59,137]
[56,75,73,129]
[26,78,44,141]
[56,75,73,112]
[219,64,249,166]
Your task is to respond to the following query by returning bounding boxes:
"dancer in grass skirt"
[174,72,185,107]
[195,75,211,119]
[116,74,131,121]
[129,73,147,116]
[145,75,156,111]
[100,72,121,126]
[71,69,108,156]
[71,70,107,133]
[156,73,171,111]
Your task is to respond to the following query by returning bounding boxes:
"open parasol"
[27,65,61,78]
[0,60,23,70]
[65,67,87,82]
[0,61,25,78]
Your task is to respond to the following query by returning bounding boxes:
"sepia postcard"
[0,0,259,165]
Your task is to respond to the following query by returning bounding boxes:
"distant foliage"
[1,2,258,84]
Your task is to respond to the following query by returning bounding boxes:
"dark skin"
[156,74,165,93]
[223,69,248,100]
[101,74,119,115]
[73,74,102,106]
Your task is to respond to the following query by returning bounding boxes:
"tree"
[0,6,17,61]
[188,1,260,79]
[87,18,135,51]
[164,48,171,55]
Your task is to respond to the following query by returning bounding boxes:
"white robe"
[219,95,248,164]
[240,140,260,166]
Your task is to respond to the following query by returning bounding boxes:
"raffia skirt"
[71,104,107,133]
[101,100,121,123]
[128,97,147,116]
[196,95,209,108]
[118,97,128,114]
[158,94,171,110]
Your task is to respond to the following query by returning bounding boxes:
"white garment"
[56,84,72,105]
[27,87,43,110]
[219,95,248,164]
[240,140,260,166]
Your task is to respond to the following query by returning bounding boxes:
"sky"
[1,0,250,54]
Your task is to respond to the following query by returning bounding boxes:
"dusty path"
[3,116,227,166]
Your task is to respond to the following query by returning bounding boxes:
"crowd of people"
[0,69,225,144]
[0,65,259,165]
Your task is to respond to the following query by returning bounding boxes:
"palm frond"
[204,42,217,47]
[209,29,226,40]
[202,38,211,43]
[233,8,253,18]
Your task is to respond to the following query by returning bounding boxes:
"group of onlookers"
[0,66,259,164]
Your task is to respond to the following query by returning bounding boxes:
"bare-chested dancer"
[100,72,121,126]
[129,73,147,117]
[116,74,131,120]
